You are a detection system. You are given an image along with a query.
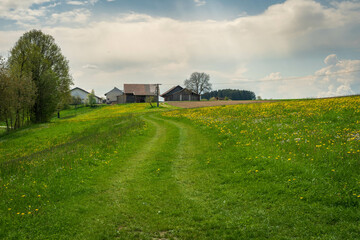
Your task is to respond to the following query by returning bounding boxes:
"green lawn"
[1,98,360,239]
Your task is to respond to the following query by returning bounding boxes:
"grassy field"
[1,97,360,239]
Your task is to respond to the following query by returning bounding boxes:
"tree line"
[202,89,256,100]
[183,72,256,101]
[0,30,72,131]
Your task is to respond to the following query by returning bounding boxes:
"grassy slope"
[162,96,360,239]
[1,98,360,239]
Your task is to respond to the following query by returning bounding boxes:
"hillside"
[1,97,360,239]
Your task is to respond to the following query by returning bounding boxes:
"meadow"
[1,97,360,239]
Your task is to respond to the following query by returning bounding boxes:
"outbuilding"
[161,85,200,101]
[105,87,123,104]
[117,84,157,103]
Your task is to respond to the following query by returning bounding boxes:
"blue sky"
[0,0,359,98]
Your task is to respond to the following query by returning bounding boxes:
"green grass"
[1,98,360,239]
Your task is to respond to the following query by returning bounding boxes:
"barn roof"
[160,85,183,97]
[105,87,123,96]
[124,84,157,96]
[161,86,200,97]
[176,88,200,96]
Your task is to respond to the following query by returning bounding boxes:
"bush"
[209,97,217,101]
[146,96,155,108]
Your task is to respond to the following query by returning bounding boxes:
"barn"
[117,84,157,103]
[161,85,200,101]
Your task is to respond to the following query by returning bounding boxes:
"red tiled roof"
[124,84,157,96]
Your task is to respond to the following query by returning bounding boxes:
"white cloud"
[0,0,360,98]
[82,64,98,69]
[0,0,51,26]
[194,0,206,7]
[47,0,360,69]
[315,54,360,97]
[262,72,283,81]
[50,9,91,24]
[87,0,98,5]
[324,54,339,66]
[257,54,360,99]
[66,1,85,6]
[0,0,51,10]
[320,84,354,97]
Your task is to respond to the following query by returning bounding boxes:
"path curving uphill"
[108,113,221,239]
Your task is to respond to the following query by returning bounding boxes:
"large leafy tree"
[184,72,212,95]
[8,29,72,123]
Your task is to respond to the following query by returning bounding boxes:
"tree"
[184,72,212,95]
[87,89,97,107]
[8,29,73,123]
[202,89,256,100]
[72,96,83,108]
[0,57,36,131]
[146,96,155,108]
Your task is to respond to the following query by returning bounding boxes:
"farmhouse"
[161,85,200,101]
[105,87,123,104]
[70,87,102,104]
[117,84,157,103]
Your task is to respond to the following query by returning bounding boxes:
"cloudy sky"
[0,0,359,99]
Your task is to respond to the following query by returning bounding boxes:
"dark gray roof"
[105,87,123,96]
[161,85,183,97]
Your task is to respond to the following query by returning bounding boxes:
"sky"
[0,0,360,99]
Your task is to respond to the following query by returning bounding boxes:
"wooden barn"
[161,85,200,101]
[117,84,157,103]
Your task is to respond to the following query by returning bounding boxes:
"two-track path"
[77,113,222,239]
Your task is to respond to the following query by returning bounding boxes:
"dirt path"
[166,100,274,108]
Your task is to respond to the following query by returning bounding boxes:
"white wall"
[106,89,123,103]
[71,89,88,103]
[71,88,102,104]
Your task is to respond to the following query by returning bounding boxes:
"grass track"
[1,98,360,239]
[45,113,224,239]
